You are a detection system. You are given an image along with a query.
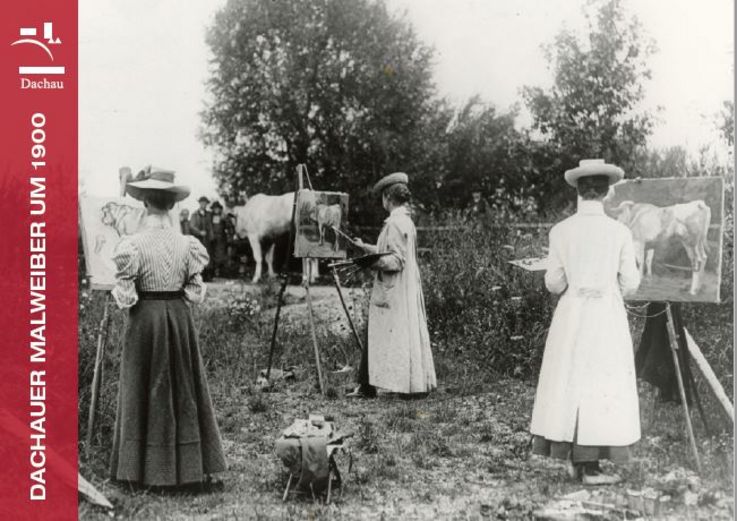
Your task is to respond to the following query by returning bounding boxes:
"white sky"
[79,0,734,208]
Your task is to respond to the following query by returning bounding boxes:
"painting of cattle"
[603,177,724,303]
[294,189,349,259]
[79,195,146,289]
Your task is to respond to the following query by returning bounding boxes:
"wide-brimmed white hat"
[373,172,408,194]
[126,166,191,202]
[564,159,624,187]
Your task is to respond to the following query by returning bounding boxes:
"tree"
[522,0,656,209]
[439,96,536,216]
[201,0,443,224]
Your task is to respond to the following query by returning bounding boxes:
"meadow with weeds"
[78,222,733,520]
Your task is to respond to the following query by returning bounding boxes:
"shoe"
[582,472,622,486]
[346,386,365,398]
[346,386,376,399]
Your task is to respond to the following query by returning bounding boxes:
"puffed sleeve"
[544,227,568,295]
[111,238,140,309]
[372,221,407,273]
[618,227,641,296]
[184,236,210,303]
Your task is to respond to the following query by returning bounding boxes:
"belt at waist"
[567,286,618,298]
[138,290,185,300]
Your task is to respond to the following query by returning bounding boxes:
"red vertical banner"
[0,2,78,520]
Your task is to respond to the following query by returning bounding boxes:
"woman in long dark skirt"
[109,166,226,490]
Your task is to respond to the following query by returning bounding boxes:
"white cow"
[608,200,711,295]
[231,193,318,283]
[313,203,342,251]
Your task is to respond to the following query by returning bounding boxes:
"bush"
[420,216,553,379]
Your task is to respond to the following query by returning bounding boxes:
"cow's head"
[607,200,636,226]
[100,202,118,226]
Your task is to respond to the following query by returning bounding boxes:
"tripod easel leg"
[85,292,112,460]
[665,303,701,473]
[263,179,301,384]
[265,274,289,381]
[331,266,364,354]
[305,261,325,395]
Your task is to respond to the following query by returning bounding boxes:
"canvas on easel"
[79,195,147,289]
[604,176,724,303]
[79,194,180,289]
[294,189,349,259]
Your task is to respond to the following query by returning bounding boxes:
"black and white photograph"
[77,0,734,519]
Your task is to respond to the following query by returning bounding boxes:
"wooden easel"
[263,164,363,395]
[661,301,735,474]
[663,302,701,473]
[84,290,114,460]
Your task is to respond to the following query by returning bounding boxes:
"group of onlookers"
[178,196,237,280]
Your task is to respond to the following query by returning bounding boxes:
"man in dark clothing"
[465,188,491,221]
[179,208,192,235]
[190,196,214,280]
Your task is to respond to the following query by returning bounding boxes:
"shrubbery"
[420,217,554,380]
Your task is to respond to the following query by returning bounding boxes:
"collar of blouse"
[143,213,174,229]
[577,200,605,216]
[385,205,410,222]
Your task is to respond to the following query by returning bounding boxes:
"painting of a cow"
[231,193,318,283]
[603,176,723,303]
[314,204,342,251]
[608,200,711,295]
[294,189,349,259]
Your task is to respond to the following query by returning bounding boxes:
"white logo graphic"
[11,22,65,75]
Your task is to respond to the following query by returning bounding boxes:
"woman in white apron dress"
[530,159,641,485]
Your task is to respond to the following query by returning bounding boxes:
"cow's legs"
[248,234,263,283]
[682,244,704,295]
[319,224,325,246]
[310,258,319,283]
[634,241,646,276]
[644,248,654,277]
[301,259,318,284]
[265,242,277,278]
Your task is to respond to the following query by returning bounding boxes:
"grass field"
[77,278,734,520]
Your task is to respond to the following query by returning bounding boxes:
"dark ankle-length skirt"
[110,295,226,486]
[532,435,632,464]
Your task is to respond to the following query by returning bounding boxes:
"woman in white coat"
[530,159,641,485]
[350,172,437,396]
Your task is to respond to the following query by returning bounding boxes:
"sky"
[79,0,734,208]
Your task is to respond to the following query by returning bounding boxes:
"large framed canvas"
[294,189,349,259]
[603,177,724,303]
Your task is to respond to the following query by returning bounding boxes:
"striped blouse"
[111,214,209,309]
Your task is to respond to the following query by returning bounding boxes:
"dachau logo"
[11,22,65,90]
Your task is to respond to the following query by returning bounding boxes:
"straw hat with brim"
[126,167,191,202]
[373,172,408,194]
[564,159,624,187]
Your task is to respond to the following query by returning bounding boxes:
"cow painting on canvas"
[603,177,724,303]
[294,189,350,259]
[607,200,711,296]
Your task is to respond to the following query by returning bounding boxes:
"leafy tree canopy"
[202,0,443,223]
[522,0,657,207]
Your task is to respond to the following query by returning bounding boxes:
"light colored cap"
[373,172,409,194]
